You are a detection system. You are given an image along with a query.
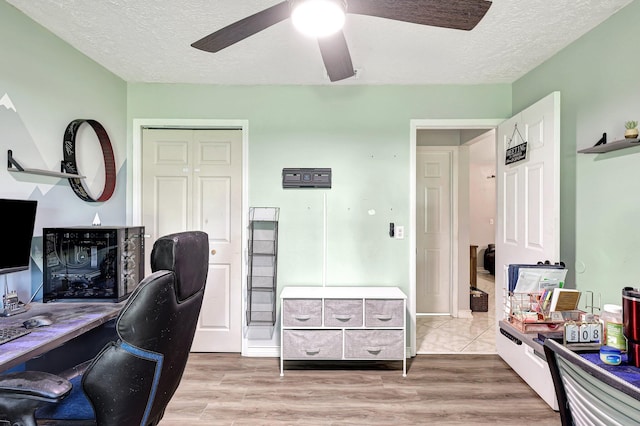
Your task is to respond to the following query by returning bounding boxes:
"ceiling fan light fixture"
[291,0,346,38]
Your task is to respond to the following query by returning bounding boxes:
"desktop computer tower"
[43,226,145,302]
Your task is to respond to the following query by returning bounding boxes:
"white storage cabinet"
[280,286,407,376]
[497,320,559,410]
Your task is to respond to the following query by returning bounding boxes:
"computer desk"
[0,302,123,373]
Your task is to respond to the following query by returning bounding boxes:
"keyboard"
[0,326,32,345]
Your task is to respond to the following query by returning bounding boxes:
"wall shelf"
[7,149,85,179]
[578,133,640,154]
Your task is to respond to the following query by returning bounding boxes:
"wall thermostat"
[282,168,331,188]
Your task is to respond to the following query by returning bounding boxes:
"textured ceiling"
[5,0,633,85]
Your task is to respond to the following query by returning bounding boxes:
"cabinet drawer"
[344,330,404,360]
[497,327,558,410]
[324,299,363,327]
[282,330,343,359]
[365,299,404,327]
[282,299,322,327]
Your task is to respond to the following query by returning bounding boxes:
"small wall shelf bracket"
[7,149,26,172]
[594,133,607,147]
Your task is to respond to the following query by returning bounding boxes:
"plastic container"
[623,287,640,367]
[601,304,626,351]
[599,345,622,365]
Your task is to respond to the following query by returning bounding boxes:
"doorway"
[132,119,248,353]
[414,129,497,354]
[409,119,502,356]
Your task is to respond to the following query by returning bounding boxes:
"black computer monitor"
[0,199,37,275]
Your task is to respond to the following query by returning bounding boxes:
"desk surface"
[580,352,640,390]
[0,302,123,372]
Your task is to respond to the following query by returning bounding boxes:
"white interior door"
[495,91,561,321]
[141,129,190,264]
[142,128,243,352]
[416,147,453,314]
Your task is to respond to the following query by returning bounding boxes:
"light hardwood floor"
[161,353,560,425]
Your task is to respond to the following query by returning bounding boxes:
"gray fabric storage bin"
[344,329,404,359]
[365,299,404,327]
[282,299,323,327]
[324,299,363,327]
[282,330,343,359]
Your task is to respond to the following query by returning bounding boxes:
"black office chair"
[0,231,209,426]
[544,338,640,425]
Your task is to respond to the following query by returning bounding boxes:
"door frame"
[409,119,503,357]
[130,118,249,353]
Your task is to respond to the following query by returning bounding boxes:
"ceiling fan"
[191,0,492,82]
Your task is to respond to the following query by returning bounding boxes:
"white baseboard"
[457,309,473,319]
[407,345,416,358]
[242,346,280,357]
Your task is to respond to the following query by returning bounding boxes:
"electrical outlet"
[395,226,404,239]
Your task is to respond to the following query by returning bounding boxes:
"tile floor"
[416,272,497,354]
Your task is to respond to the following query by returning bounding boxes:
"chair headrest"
[150,231,209,301]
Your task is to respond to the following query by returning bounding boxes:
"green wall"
[5,0,638,345]
[7,0,637,321]
[0,1,127,300]
[513,0,640,306]
[0,1,127,183]
[127,84,511,300]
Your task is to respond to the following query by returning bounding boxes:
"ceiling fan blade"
[192,1,290,52]
[317,31,355,82]
[347,0,492,31]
